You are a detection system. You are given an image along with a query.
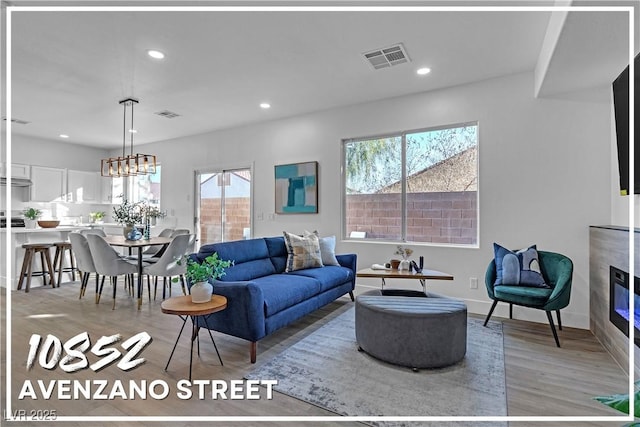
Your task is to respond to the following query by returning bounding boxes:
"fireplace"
[609,265,640,347]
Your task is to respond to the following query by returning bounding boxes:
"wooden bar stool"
[17,243,56,292]
[53,241,77,285]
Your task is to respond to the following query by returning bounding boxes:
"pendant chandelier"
[100,98,157,177]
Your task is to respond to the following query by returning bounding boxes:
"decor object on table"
[22,207,41,229]
[394,245,413,270]
[88,211,105,224]
[100,98,157,178]
[145,205,166,225]
[37,220,60,228]
[483,246,573,347]
[188,236,357,362]
[274,161,318,214]
[594,381,639,426]
[112,198,144,239]
[180,253,233,303]
[245,306,506,421]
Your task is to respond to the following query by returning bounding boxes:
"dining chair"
[170,229,190,237]
[69,232,100,300]
[142,228,174,256]
[142,234,191,300]
[86,234,138,309]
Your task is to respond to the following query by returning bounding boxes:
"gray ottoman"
[355,289,467,369]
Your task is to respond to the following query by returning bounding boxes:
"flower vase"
[191,281,213,303]
[124,225,142,241]
[399,259,411,271]
[143,217,151,240]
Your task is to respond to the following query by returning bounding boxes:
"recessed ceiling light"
[417,67,431,75]
[59,134,69,138]
[147,50,165,59]
[260,103,271,109]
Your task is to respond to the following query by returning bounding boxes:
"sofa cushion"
[253,274,322,316]
[283,231,323,272]
[288,265,354,293]
[264,236,287,273]
[493,243,548,288]
[199,238,276,281]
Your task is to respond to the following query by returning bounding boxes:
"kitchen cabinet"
[30,166,66,202]
[11,163,30,179]
[67,170,101,203]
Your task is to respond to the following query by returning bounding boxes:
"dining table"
[103,235,172,309]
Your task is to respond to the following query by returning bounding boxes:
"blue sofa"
[189,236,357,363]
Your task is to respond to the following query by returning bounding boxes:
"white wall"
[7,72,611,328]
[126,71,610,329]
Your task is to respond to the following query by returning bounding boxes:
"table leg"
[202,315,224,366]
[164,315,188,373]
[381,277,386,289]
[137,248,143,309]
[189,316,197,382]
[420,279,427,294]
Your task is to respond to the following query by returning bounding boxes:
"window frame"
[341,121,479,247]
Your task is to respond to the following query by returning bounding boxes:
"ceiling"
[1,2,636,150]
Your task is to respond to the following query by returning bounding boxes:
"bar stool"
[17,243,56,292]
[53,241,77,286]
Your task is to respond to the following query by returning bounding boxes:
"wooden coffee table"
[357,267,454,293]
[161,294,227,381]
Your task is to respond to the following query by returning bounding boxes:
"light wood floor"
[0,279,631,426]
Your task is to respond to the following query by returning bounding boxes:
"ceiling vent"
[2,116,30,125]
[154,110,181,119]
[363,43,410,70]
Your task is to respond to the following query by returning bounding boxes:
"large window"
[343,122,478,245]
[111,165,161,208]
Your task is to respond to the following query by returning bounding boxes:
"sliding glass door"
[195,167,252,246]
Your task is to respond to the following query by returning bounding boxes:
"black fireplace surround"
[609,265,640,347]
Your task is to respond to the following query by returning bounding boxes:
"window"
[343,122,478,245]
[111,165,161,207]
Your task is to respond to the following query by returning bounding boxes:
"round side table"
[161,294,227,381]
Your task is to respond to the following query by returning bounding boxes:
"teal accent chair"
[483,251,573,347]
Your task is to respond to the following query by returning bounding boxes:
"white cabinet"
[67,170,101,203]
[11,163,30,179]
[30,166,66,202]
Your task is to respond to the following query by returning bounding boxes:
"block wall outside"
[200,197,250,244]
[346,191,477,244]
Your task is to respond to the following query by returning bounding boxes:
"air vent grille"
[2,116,30,125]
[363,43,410,70]
[155,110,181,119]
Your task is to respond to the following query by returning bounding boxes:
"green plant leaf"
[594,383,640,418]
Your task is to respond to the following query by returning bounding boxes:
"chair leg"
[349,291,355,301]
[556,310,562,331]
[112,276,118,310]
[97,275,106,304]
[484,300,498,326]
[180,275,186,295]
[545,311,561,347]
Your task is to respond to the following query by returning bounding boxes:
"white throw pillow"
[318,235,340,266]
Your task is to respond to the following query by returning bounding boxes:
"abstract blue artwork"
[275,161,318,214]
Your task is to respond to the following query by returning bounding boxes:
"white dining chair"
[142,234,191,300]
[80,228,107,237]
[69,232,99,300]
[86,234,138,309]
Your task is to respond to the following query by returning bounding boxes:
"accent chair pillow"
[283,231,323,272]
[493,243,549,288]
[304,232,340,266]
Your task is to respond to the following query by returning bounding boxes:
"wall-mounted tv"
[612,52,639,195]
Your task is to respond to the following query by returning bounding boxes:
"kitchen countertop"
[0,226,90,233]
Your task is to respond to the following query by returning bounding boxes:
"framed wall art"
[274,161,318,214]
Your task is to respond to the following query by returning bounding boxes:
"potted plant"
[394,245,414,270]
[22,207,42,229]
[145,205,166,225]
[594,382,640,426]
[112,199,144,240]
[88,211,106,224]
[177,253,233,303]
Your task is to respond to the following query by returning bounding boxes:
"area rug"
[245,307,507,427]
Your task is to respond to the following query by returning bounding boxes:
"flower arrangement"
[23,207,42,220]
[177,253,234,284]
[394,245,414,260]
[145,205,166,220]
[112,199,144,226]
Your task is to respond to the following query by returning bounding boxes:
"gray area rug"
[245,306,507,426]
